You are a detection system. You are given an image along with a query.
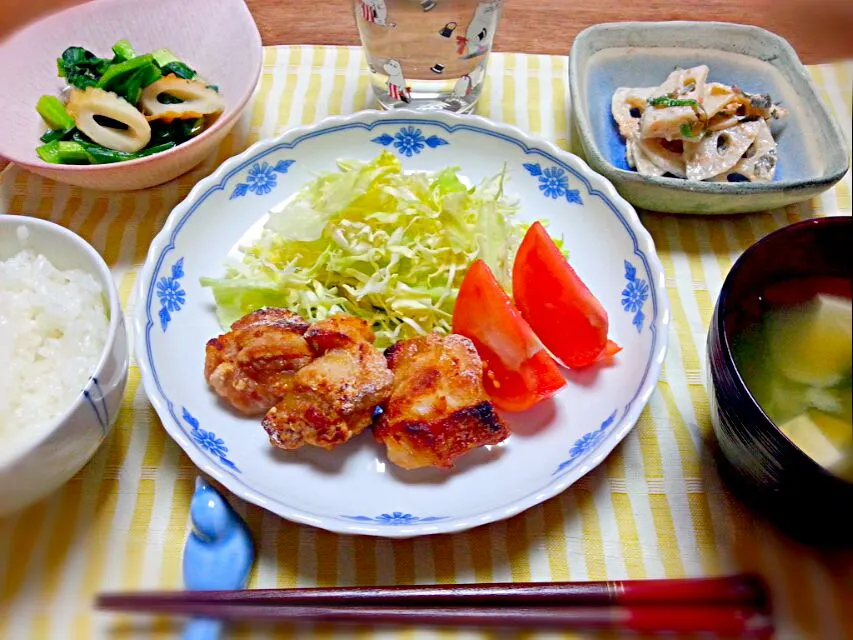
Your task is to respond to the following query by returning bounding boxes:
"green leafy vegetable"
[74,137,175,163]
[647,96,699,108]
[160,61,197,80]
[200,151,527,348]
[680,122,697,138]
[96,54,155,94]
[149,118,204,145]
[57,46,110,89]
[36,95,75,131]
[36,95,76,144]
[39,128,74,144]
[40,40,212,164]
[111,39,136,63]
[151,45,198,79]
[36,140,91,164]
[151,47,179,67]
[115,67,147,105]
[43,132,177,164]
[106,62,162,105]
[157,93,185,105]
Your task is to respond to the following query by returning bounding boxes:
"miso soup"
[732,276,853,481]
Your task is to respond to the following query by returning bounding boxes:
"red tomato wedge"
[452,260,566,413]
[512,221,621,368]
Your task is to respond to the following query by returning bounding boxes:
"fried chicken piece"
[262,315,393,451]
[204,308,314,415]
[304,313,377,353]
[373,333,510,470]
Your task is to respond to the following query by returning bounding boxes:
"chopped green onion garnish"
[648,97,699,108]
[680,123,697,138]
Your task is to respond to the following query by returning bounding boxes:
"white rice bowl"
[0,243,108,464]
[0,215,128,516]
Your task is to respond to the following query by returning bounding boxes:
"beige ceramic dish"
[0,0,262,191]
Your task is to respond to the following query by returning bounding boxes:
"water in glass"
[353,0,504,113]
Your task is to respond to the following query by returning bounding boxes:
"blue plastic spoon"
[181,476,255,640]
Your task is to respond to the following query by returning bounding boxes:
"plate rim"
[133,108,671,538]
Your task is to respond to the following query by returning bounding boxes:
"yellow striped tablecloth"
[0,46,851,640]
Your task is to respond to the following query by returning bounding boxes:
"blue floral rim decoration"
[553,410,618,476]
[182,408,240,473]
[143,117,662,524]
[621,260,649,332]
[523,163,583,204]
[371,125,449,157]
[156,257,186,332]
[230,159,295,199]
[82,377,109,436]
[341,512,449,526]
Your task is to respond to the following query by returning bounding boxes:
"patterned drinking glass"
[352,0,504,113]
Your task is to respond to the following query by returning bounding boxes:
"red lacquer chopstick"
[95,574,773,635]
[96,573,768,608]
[93,602,773,636]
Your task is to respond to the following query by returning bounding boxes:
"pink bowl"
[0,0,262,191]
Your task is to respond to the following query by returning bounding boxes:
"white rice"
[0,246,108,451]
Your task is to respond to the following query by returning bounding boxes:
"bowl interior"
[720,217,852,342]
[718,217,852,468]
[1,216,109,277]
[0,0,261,167]
[573,22,848,188]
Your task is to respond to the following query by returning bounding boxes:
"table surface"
[3,0,853,64]
[1,1,852,639]
[0,43,850,640]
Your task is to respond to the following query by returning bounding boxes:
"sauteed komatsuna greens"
[35,40,224,165]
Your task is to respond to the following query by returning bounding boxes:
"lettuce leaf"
[200,151,526,348]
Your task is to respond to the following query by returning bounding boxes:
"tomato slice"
[452,259,566,413]
[512,221,620,368]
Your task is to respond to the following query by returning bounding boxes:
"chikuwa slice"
[141,75,225,122]
[66,87,151,153]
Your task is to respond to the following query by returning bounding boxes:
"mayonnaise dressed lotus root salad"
[612,65,787,182]
[34,40,223,165]
[0,227,108,462]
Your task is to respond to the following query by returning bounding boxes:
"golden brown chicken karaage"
[206,309,509,468]
[373,333,510,470]
[204,308,314,415]
[261,314,393,451]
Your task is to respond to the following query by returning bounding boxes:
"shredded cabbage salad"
[201,151,531,348]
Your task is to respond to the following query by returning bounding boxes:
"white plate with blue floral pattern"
[134,109,669,538]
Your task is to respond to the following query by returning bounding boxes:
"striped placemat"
[0,46,851,640]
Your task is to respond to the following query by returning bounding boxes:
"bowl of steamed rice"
[0,214,128,516]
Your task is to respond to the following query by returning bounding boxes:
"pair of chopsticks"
[96,573,773,636]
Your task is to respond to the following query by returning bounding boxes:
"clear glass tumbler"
[352,0,504,113]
